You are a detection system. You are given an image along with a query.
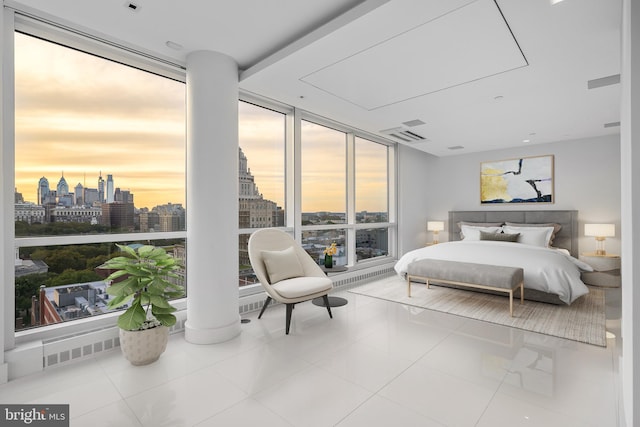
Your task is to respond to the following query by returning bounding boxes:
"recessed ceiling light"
[125,1,140,12]
[165,41,183,50]
[550,0,564,5]
[523,139,530,143]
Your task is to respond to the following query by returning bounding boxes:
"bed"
[394,210,592,305]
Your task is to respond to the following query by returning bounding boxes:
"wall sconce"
[427,221,445,244]
[584,223,615,255]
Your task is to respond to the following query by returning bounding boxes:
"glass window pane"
[14,33,186,237]
[355,137,388,223]
[238,101,285,229]
[15,239,186,332]
[301,230,346,267]
[356,228,389,261]
[301,121,346,224]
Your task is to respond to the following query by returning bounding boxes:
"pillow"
[504,222,562,244]
[479,230,520,242]
[502,225,554,247]
[457,221,504,239]
[460,225,503,241]
[261,246,304,284]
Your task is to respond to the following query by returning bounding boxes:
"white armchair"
[248,228,334,334]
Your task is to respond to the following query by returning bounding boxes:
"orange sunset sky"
[14,32,387,213]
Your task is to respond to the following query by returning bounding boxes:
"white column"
[185,51,241,344]
[621,0,640,425]
[0,7,14,383]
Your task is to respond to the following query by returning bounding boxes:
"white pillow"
[502,225,554,247]
[261,246,304,284]
[460,225,502,241]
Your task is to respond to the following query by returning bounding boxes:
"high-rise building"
[101,202,134,231]
[238,147,282,267]
[106,174,114,203]
[37,176,49,205]
[74,183,83,206]
[56,173,69,196]
[97,172,104,203]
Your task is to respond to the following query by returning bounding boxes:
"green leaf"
[137,245,155,256]
[153,313,177,327]
[106,294,131,309]
[117,303,146,331]
[104,269,129,281]
[152,305,177,315]
[149,295,172,308]
[106,277,139,296]
[118,244,139,258]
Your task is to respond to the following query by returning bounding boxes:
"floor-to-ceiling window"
[301,120,347,266]
[238,100,287,287]
[355,136,390,260]
[8,18,396,339]
[13,31,186,332]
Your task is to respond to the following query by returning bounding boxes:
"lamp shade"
[427,221,445,232]
[584,223,615,237]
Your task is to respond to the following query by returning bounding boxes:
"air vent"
[402,119,426,127]
[448,145,465,150]
[604,121,620,128]
[379,127,428,144]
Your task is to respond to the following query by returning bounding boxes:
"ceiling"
[7,0,622,156]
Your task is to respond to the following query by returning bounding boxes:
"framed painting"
[480,155,554,204]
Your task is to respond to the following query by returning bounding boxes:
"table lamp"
[427,221,445,244]
[584,223,615,255]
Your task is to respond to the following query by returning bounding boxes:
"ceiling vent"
[448,145,465,150]
[379,127,428,144]
[402,119,426,127]
[604,121,620,128]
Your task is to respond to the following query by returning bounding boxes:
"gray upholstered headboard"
[448,210,579,258]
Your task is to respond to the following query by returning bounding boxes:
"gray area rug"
[349,276,606,347]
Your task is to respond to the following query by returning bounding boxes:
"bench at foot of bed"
[406,259,524,317]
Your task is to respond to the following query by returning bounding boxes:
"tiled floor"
[0,281,622,426]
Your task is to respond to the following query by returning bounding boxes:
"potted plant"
[99,244,184,365]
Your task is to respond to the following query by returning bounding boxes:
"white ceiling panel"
[301,0,527,110]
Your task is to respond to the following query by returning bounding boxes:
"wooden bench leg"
[520,282,524,304]
[509,290,513,317]
[407,275,411,297]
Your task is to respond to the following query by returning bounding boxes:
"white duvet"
[394,241,593,304]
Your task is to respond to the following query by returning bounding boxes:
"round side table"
[313,265,349,307]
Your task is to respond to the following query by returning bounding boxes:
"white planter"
[119,325,169,366]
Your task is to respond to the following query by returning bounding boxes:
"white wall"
[399,135,621,255]
[397,144,437,254]
[620,0,639,424]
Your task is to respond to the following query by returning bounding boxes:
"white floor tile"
[195,398,293,427]
[336,395,445,427]
[0,278,621,427]
[253,366,372,427]
[379,363,498,427]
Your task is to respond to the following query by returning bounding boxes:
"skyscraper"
[56,173,69,195]
[37,176,49,205]
[97,172,104,203]
[106,174,114,203]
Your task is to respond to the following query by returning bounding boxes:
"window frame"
[8,15,188,345]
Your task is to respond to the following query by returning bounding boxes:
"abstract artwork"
[480,155,554,204]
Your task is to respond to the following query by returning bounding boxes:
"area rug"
[349,276,606,347]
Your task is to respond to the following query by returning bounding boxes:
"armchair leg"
[258,296,272,319]
[322,295,333,319]
[285,304,294,335]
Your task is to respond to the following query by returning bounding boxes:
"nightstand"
[579,253,621,288]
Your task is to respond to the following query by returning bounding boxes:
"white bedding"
[394,241,592,304]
